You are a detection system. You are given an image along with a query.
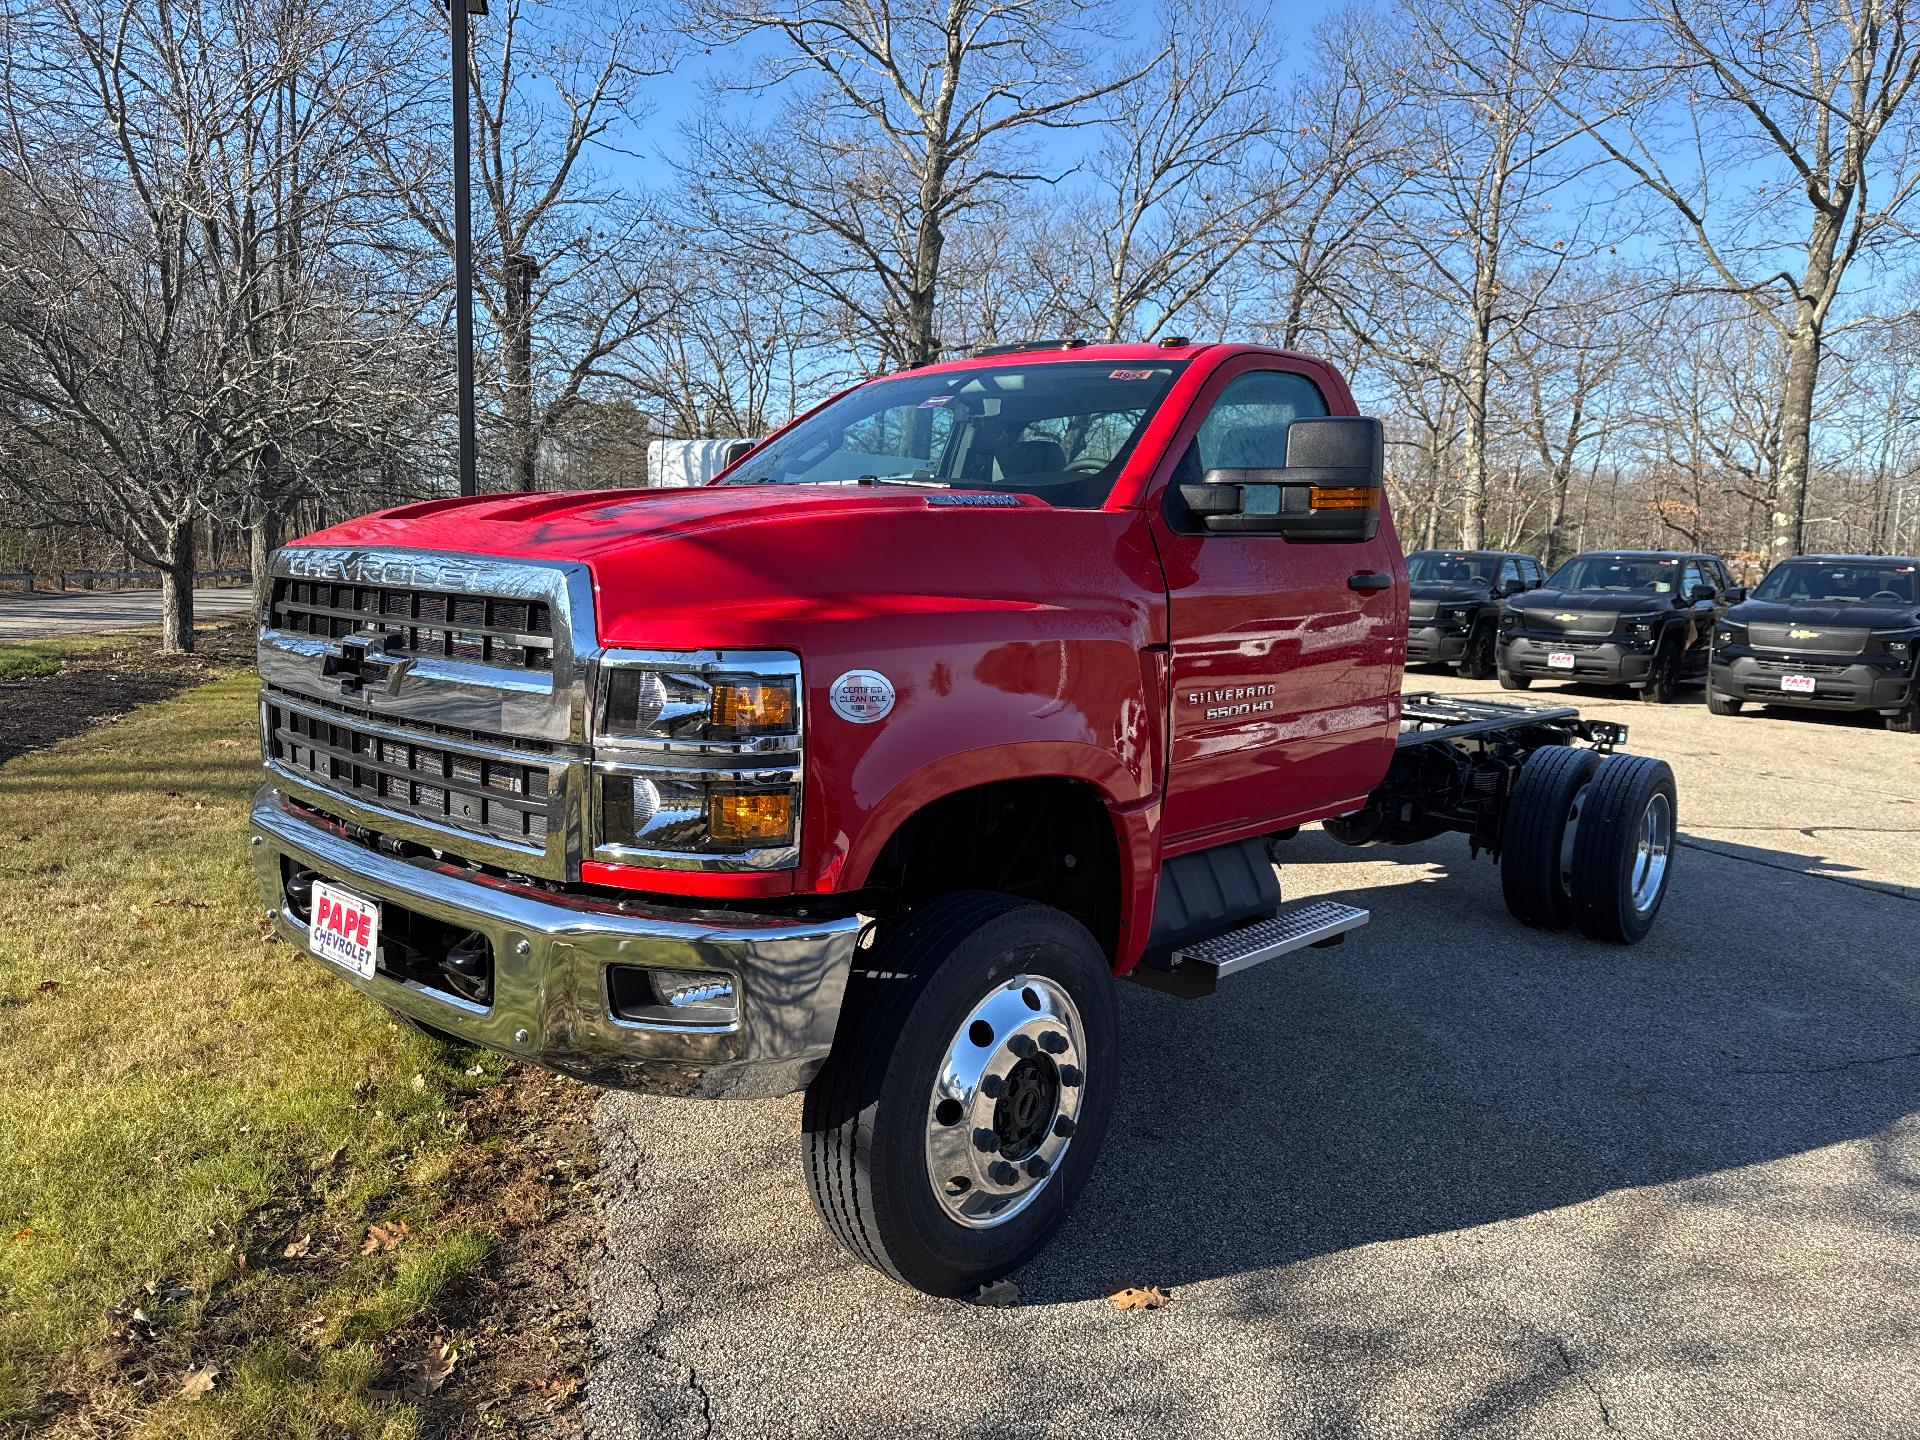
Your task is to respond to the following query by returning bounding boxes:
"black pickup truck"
[1708,554,1920,730]
[1498,550,1743,702]
[1404,549,1547,679]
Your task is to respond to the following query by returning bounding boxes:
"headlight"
[594,651,802,868]
[1873,630,1916,659]
[1715,623,1746,647]
[1620,614,1659,640]
[1440,605,1473,623]
[1500,611,1523,631]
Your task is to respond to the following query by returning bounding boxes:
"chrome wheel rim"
[924,973,1086,1229]
[1630,791,1673,912]
[1558,783,1589,898]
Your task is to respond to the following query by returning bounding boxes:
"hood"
[1522,590,1678,620]
[1727,598,1920,633]
[285,483,1153,652]
[1408,583,1493,605]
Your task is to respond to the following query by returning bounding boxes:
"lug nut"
[1058,1064,1083,1088]
[973,1128,999,1153]
[988,1161,1019,1186]
[1039,1030,1068,1054]
[1007,1033,1037,1058]
[1025,1156,1051,1179]
[979,1073,1006,1099]
[514,939,531,956]
[1053,1115,1076,1138]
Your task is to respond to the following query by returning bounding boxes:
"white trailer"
[646,438,758,489]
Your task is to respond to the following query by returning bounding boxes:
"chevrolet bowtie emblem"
[1554,613,1580,622]
[1787,628,1822,640]
[322,631,413,697]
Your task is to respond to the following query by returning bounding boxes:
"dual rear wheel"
[1501,747,1676,943]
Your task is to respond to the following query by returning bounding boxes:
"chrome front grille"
[270,577,555,670]
[260,548,597,878]
[266,692,556,849]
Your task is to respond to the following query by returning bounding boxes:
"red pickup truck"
[249,341,1676,1295]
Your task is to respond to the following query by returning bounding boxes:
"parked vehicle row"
[1406,546,1920,732]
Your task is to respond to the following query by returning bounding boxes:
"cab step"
[1127,899,1370,998]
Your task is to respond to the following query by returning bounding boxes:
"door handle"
[1348,572,1392,592]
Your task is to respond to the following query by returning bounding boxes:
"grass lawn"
[0,635,132,681]
[0,672,536,1437]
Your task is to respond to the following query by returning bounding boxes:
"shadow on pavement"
[1013,829,1920,1304]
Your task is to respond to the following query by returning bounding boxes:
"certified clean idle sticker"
[829,669,896,723]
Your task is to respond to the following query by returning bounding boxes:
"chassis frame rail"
[1397,692,1626,753]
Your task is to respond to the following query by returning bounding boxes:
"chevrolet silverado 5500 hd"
[250,341,1677,1295]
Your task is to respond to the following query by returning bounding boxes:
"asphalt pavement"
[589,675,1920,1440]
[0,587,256,639]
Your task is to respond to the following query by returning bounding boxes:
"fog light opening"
[608,964,740,1028]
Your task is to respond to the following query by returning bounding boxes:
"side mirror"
[1177,417,1384,540]
[1724,586,1747,603]
[1498,579,1527,597]
[1690,583,1716,602]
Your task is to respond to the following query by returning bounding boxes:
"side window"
[1680,561,1704,596]
[1193,370,1329,472]
[1706,559,1730,590]
[1497,559,1523,591]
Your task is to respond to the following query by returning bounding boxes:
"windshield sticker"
[829,670,896,724]
[918,394,953,408]
[1109,368,1155,380]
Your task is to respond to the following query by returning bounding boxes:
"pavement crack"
[1734,1048,1920,1076]
[1551,1333,1619,1434]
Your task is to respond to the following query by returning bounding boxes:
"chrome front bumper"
[249,787,867,1098]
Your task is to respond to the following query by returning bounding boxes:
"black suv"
[1404,549,1547,678]
[1708,554,1920,731]
[1497,550,1742,703]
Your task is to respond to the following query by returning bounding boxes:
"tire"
[1459,624,1497,680]
[1569,754,1678,944]
[1707,687,1742,717]
[1498,669,1532,691]
[1639,640,1680,703]
[1500,744,1602,930]
[1887,687,1919,733]
[802,892,1118,1296]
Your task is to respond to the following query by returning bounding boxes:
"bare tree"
[682,0,1153,369]
[1567,0,1920,559]
[365,0,674,493]
[0,0,425,648]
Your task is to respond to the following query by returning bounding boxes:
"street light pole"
[450,0,487,498]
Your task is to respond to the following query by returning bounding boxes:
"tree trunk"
[505,254,538,491]
[1460,336,1490,549]
[160,523,197,654]
[249,502,279,625]
[1773,321,1821,558]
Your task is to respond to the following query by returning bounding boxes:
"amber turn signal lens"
[710,680,795,735]
[707,791,794,845]
[1308,486,1379,511]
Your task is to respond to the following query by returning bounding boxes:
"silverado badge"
[1788,628,1822,640]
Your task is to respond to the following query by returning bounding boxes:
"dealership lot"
[590,676,1920,1440]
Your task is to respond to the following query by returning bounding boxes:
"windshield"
[722,361,1187,509]
[1753,560,1919,605]
[1548,555,1683,596]
[1407,552,1497,585]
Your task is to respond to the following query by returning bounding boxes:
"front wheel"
[1639,641,1681,704]
[802,892,1117,1296]
[1459,624,1497,680]
[1707,687,1742,717]
[1498,668,1532,691]
[1888,687,1919,733]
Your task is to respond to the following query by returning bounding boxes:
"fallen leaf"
[179,1365,218,1400]
[406,1341,460,1397]
[7,1226,30,1243]
[36,980,58,996]
[282,1234,313,1259]
[361,1220,411,1255]
[464,1064,484,1077]
[213,738,243,749]
[410,1073,427,1093]
[969,1278,1021,1307]
[1109,1285,1169,1311]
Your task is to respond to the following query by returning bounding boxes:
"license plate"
[1548,651,1576,670]
[309,879,380,979]
[1782,673,1816,695]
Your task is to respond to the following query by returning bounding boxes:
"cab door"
[1145,357,1405,851]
